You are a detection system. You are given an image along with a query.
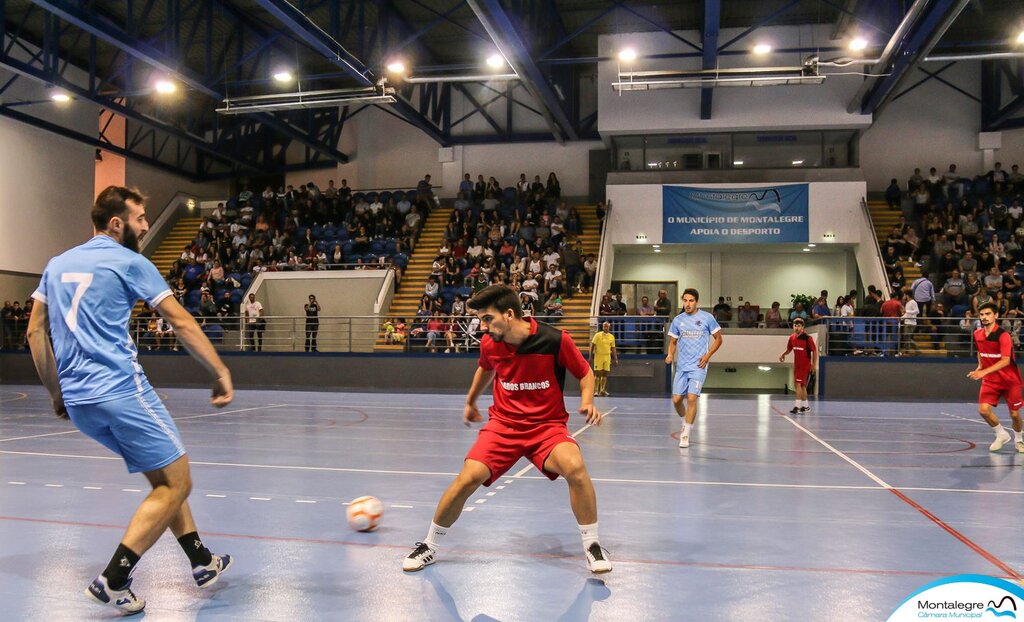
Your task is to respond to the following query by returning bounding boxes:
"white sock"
[424,522,448,549]
[682,422,693,436]
[993,424,1007,437]
[802,400,810,408]
[794,400,800,409]
[579,522,599,549]
[1015,430,1023,442]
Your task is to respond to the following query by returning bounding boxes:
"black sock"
[103,543,140,590]
[177,531,213,567]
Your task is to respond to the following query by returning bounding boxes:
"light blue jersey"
[32,235,172,406]
[668,310,721,371]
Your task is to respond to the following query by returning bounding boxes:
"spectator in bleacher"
[655,289,672,317]
[638,296,656,317]
[765,301,784,329]
[1008,164,1023,193]
[1,301,14,348]
[304,294,321,352]
[199,292,218,320]
[599,293,615,316]
[471,269,490,294]
[522,272,540,300]
[459,173,473,197]
[810,297,830,320]
[900,290,920,355]
[425,311,444,353]
[243,293,265,352]
[545,172,561,200]
[911,275,935,317]
[983,266,1004,293]
[908,168,925,193]
[911,183,931,222]
[987,162,1007,194]
[473,174,486,203]
[417,174,434,201]
[941,272,967,309]
[517,173,530,199]
[543,264,564,297]
[713,296,733,327]
[861,288,882,317]
[972,286,993,315]
[543,292,564,318]
[738,302,759,328]
[789,302,808,323]
[424,276,440,300]
[885,178,902,210]
[582,254,598,293]
[881,292,904,319]
[989,196,1009,231]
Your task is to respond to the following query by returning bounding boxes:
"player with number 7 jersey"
[27,186,235,615]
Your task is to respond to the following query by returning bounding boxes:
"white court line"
[463,507,474,512]
[44,484,63,488]
[495,485,506,490]
[510,407,617,479]
[122,488,142,493]
[779,414,892,488]
[474,499,487,504]
[205,494,226,498]
[295,500,317,504]
[83,486,102,490]
[249,497,271,501]
[485,492,496,496]
[0,404,290,444]
[391,504,414,509]
[940,412,989,426]
[7,481,25,485]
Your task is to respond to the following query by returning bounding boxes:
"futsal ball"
[347,496,384,532]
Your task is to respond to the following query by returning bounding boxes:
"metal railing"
[814,316,1013,358]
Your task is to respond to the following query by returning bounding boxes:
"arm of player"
[969,356,1011,380]
[155,296,233,407]
[779,346,791,363]
[577,368,602,426]
[665,335,678,365]
[698,331,724,369]
[464,366,494,426]
[25,301,66,418]
[611,343,618,366]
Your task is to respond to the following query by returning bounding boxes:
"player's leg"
[1004,386,1024,452]
[166,500,233,588]
[978,392,1011,451]
[542,442,611,573]
[403,459,490,572]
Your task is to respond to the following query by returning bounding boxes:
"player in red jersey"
[968,302,1024,452]
[403,284,611,573]
[779,318,817,414]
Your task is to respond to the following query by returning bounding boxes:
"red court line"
[770,405,1023,582]
[0,514,996,580]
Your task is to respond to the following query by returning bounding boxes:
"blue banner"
[662,184,809,244]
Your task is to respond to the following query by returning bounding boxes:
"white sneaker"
[1016,440,1024,454]
[403,542,437,572]
[85,574,145,616]
[679,433,689,448]
[193,553,232,588]
[990,429,1012,452]
[585,542,613,574]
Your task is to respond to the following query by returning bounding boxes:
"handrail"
[860,196,892,297]
[374,268,396,315]
[140,192,198,255]
[590,201,613,317]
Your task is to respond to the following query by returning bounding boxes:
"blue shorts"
[673,368,707,396]
[67,388,186,474]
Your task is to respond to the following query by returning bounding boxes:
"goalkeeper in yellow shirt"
[590,321,618,396]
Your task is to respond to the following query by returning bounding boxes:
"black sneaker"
[403,542,436,572]
[799,407,810,413]
[585,542,613,574]
[789,407,800,414]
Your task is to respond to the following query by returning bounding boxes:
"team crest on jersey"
[695,320,703,326]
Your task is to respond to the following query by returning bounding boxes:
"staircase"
[134,216,202,314]
[867,200,921,290]
[866,200,943,355]
[374,205,603,352]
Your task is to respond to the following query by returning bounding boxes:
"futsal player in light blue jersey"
[665,288,723,448]
[27,186,235,615]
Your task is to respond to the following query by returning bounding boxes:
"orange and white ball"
[346,496,384,532]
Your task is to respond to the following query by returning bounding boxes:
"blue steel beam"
[467,0,577,142]
[700,0,720,120]
[30,0,351,163]
[253,0,449,146]
[982,59,1024,130]
[859,0,969,114]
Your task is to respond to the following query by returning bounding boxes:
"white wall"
[598,25,873,135]
[612,249,855,308]
[124,160,230,224]
[858,61,1024,191]
[288,106,597,199]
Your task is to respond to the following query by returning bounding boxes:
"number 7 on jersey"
[61,272,94,332]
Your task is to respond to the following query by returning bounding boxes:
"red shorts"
[978,383,1024,412]
[794,365,811,385]
[465,418,577,486]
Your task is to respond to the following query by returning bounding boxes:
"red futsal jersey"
[787,333,817,368]
[478,317,591,425]
[973,327,1023,387]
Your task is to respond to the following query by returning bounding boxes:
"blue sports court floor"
[0,386,1021,621]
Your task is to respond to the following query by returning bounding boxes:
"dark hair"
[683,288,700,301]
[978,302,999,314]
[468,284,523,318]
[792,317,805,325]
[92,186,145,231]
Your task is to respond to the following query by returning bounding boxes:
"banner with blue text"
[662,184,809,244]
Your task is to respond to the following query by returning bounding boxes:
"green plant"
[790,293,816,310]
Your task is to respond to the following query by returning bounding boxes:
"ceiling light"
[758,366,772,371]
[753,43,772,55]
[50,92,71,103]
[792,160,804,165]
[386,60,405,74]
[653,249,661,253]
[652,244,660,249]
[849,37,868,51]
[486,54,505,69]
[733,160,744,166]
[155,79,176,94]
[618,48,638,62]
[802,248,811,252]
[273,70,293,82]
[1017,31,1024,45]
[807,243,816,247]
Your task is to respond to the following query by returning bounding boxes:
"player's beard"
[120,225,141,253]
[489,331,504,342]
